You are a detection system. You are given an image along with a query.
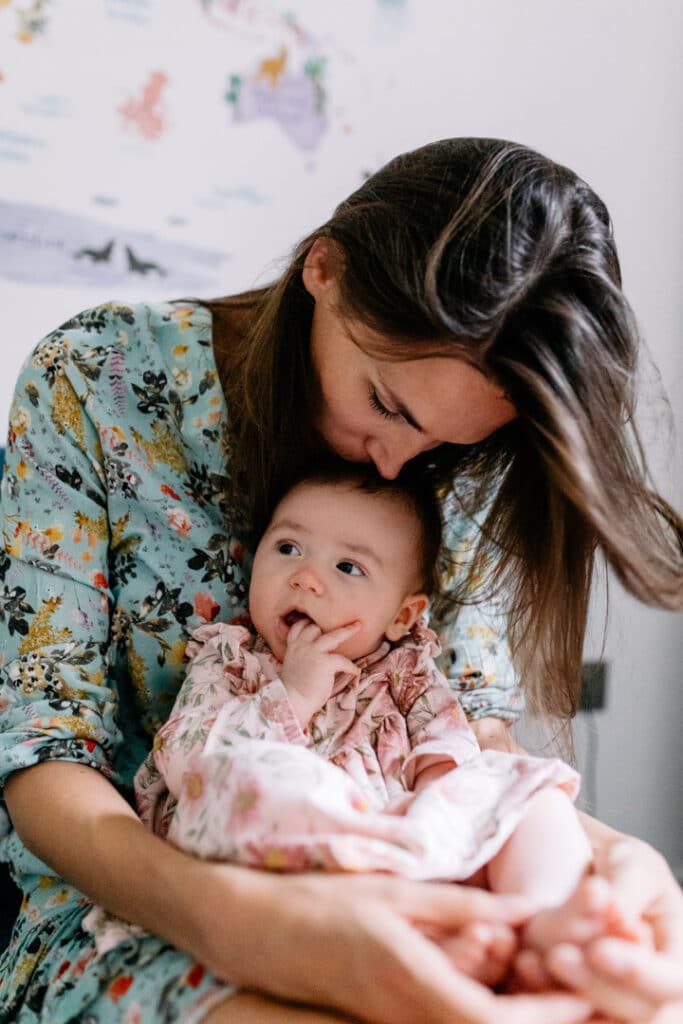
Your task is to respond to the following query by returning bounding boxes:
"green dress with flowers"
[0,300,521,1022]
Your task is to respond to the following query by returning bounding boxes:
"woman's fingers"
[491,994,592,1024]
[596,839,683,950]
[584,836,683,1016]
[585,938,683,1003]
[355,912,591,1024]
[546,943,657,1022]
[649,1001,683,1023]
[380,875,533,927]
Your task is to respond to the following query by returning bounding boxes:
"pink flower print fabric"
[135,621,580,880]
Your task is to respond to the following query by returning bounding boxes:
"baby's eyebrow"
[268,517,309,537]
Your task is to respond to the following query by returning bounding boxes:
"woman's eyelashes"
[368,385,401,421]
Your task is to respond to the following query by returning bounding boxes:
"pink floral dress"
[134,621,579,881]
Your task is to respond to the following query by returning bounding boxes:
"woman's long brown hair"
[206,138,683,720]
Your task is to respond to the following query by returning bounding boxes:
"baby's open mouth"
[283,609,314,627]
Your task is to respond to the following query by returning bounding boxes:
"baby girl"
[86,464,637,987]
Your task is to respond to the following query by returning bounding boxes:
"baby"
[86,464,636,987]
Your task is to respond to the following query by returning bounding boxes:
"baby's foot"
[439,921,517,987]
[524,875,636,953]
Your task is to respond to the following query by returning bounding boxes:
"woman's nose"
[289,566,324,595]
[366,438,410,480]
[367,435,436,480]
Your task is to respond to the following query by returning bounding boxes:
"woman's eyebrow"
[382,384,425,433]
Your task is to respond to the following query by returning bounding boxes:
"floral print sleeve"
[0,301,258,1022]
[0,321,123,794]
[433,487,524,722]
[0,301,252,811]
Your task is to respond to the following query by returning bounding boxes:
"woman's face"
[303,242,517,480]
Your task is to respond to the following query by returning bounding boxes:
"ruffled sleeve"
[143,623,306,808]
[383,624,480,790]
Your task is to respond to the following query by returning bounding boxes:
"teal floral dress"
[0,301,522,1022]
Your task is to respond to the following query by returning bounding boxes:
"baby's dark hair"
[268,458,444,596]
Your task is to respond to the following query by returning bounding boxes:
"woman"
[0,138,682,1023]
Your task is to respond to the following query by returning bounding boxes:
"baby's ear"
[385,593,429,642]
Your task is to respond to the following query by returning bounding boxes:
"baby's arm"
[412,760,453,793]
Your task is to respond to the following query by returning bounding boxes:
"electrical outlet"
[580,660,608,711]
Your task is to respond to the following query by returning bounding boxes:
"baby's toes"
[440,922,516,987]
[439,923,491,981]
[506,948,556,993]
[486,923,518,983]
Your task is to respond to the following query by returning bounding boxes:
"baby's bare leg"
[487,787,623,953]
[488,788,591,906]
[202,992,355,1023]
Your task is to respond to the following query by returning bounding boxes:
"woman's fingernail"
[588,937,636,972]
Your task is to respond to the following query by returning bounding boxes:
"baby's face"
[249,480,426,662]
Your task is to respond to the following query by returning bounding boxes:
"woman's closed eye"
[336,560,365,577]
[368,385,401,421]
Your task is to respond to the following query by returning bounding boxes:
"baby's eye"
[278,541,301,556]
[337,561,364,577]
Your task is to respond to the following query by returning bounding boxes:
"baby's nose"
[290,566,324,594]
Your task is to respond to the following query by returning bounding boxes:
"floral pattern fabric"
[139,622,574,881]
[0,300,522,1021]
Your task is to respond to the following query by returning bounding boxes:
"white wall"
[2,0,681,867]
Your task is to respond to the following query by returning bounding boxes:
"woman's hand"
[544,828,683,1021]
[192,865,593,1024]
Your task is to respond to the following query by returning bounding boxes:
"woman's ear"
[302,238,337,299]
[385,593,429,642]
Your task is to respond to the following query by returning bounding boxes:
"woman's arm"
[5,757,594,1024]
[4,761,208,954]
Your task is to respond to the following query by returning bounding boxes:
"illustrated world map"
[0,0,409,298]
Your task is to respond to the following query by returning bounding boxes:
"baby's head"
[249,463,442,662]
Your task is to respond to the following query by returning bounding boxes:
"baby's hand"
[281,619,361,726]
